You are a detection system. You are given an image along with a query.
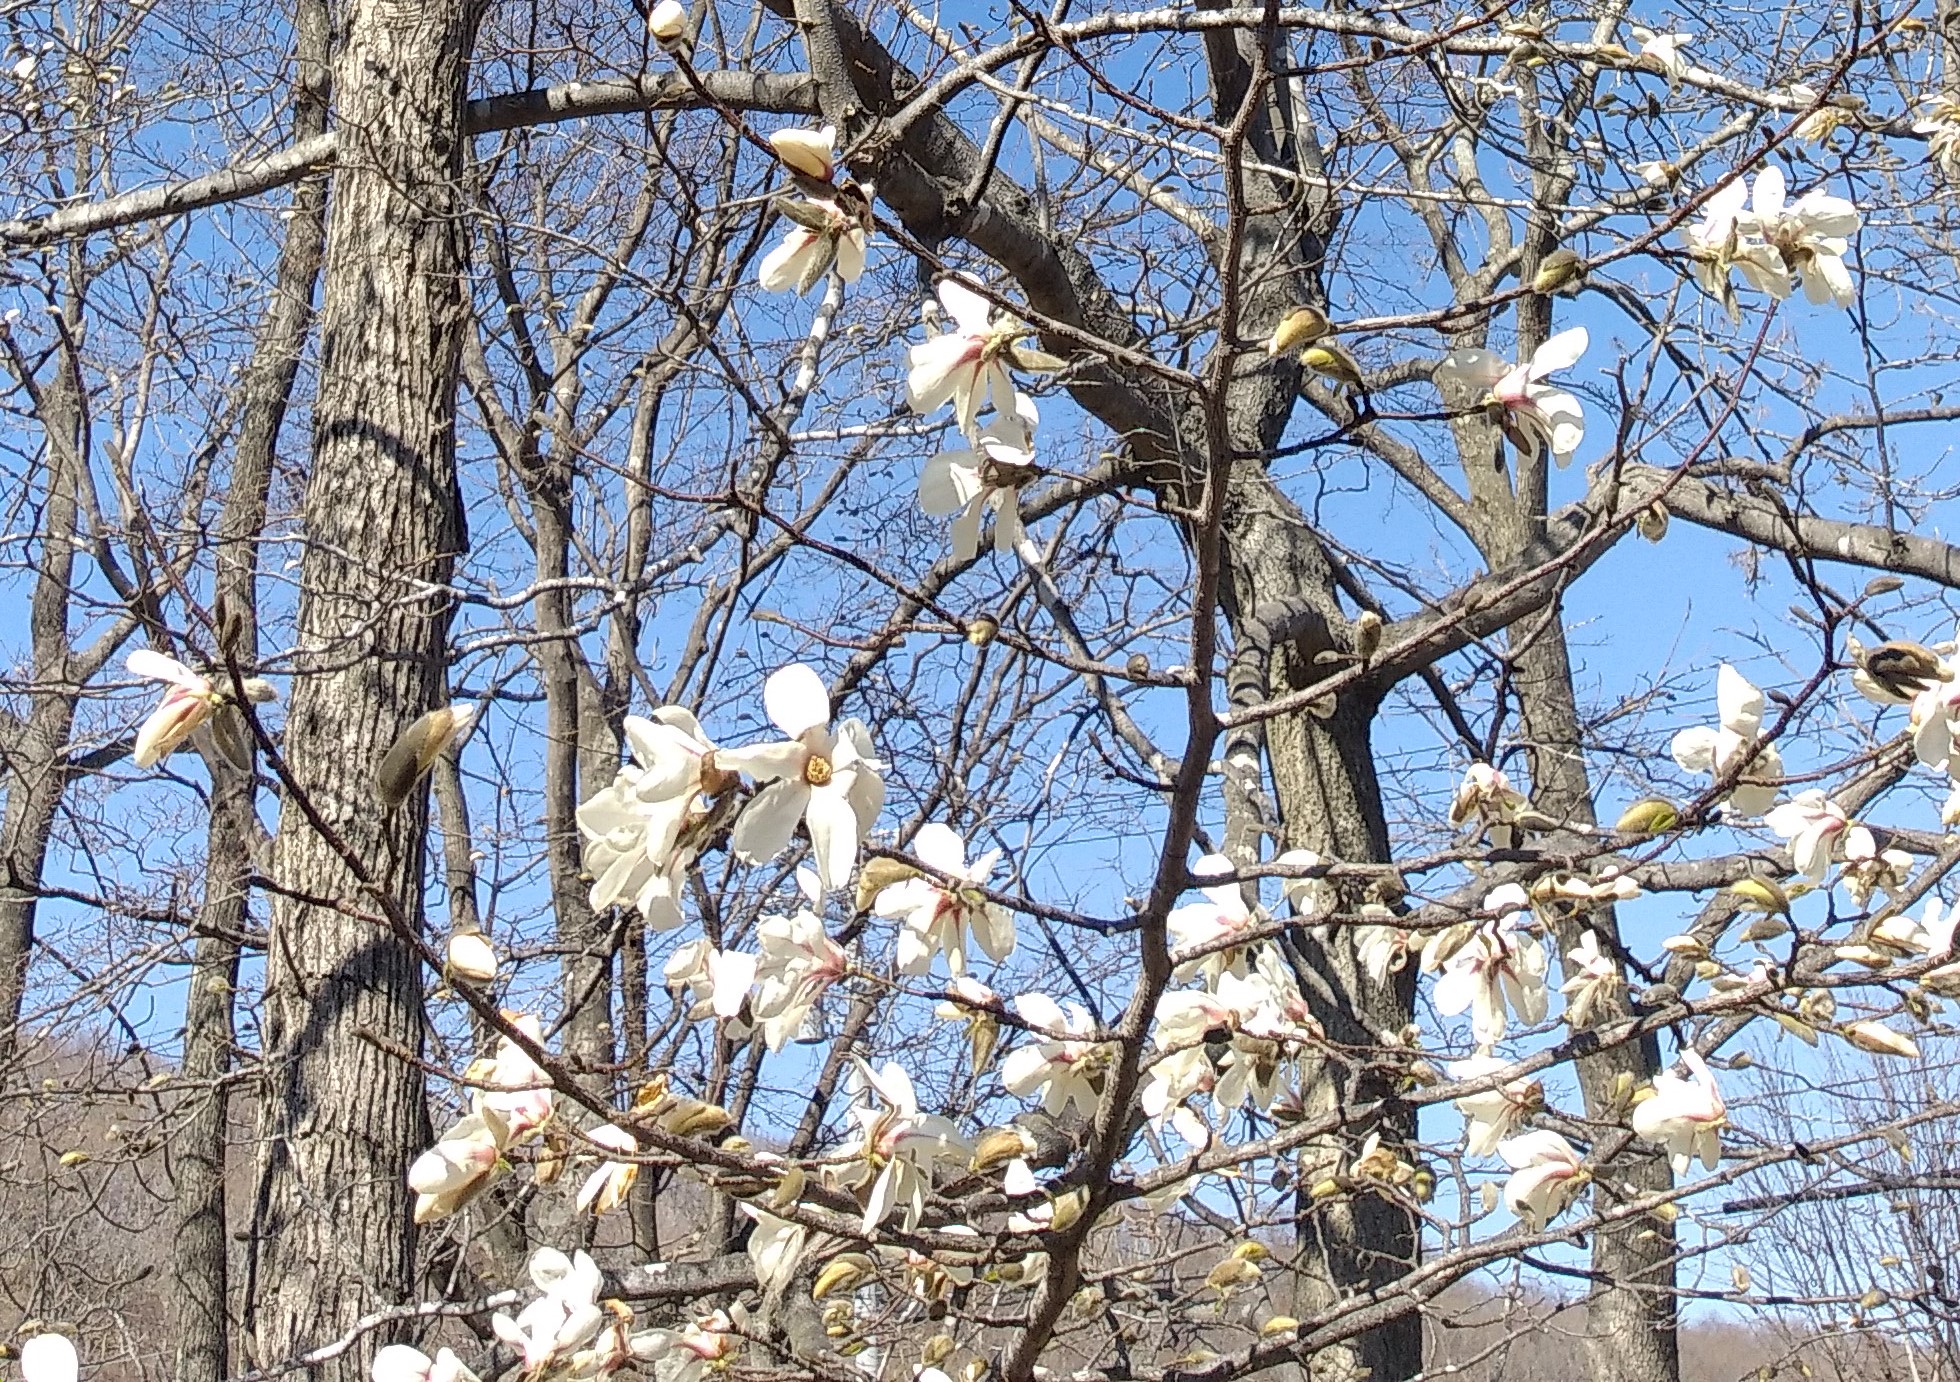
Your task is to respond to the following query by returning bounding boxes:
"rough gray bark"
[171,10,332,1377]
[246,0,479,1372]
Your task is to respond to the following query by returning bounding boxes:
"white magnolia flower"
[492,1248,607,1377]
[1141,989,1230,1132]
[663,938,759,1024]
[1448,1055,1542,1158]
[719,664,886,892]
[1669,664,1783,816]
[1740,165,1859,308]
[576,1122,641,1215]
[769,125,837,182]
[1447,762,1533,848]
[843,1059,972,1232]
[919,395,1038,562]
[636,1306,746,1382]
[1913,94,1960,179]
[373,1345,481,1382]
[1840,828,1913,908]
[1167,853,1261,982]
[1631,1048,1726,1175]
[906,279,1062,439]
[1559,929,1621,1028]
[874,822,1017,976]
[408,1097,510,1223]
[20,1335,79,1382]
[758,196,871,296]
[752,879,849,1051]
[1273,845,1336,919]
[1764,789,1855,882]
[1499,1130,1587,1230]
[1000,993,1111,1118]
[1428,885,1550,1046]
[578,708,730,929]
[1433,327,1588,467]
[1631,25,1695,87]
[1355,910,1414,985]
[446,930,498,983]
[740,1203,811,1297]
[127,648,222,767]
[479,1012,556,1139]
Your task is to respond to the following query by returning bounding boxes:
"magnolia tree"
[9,1,1960,1382]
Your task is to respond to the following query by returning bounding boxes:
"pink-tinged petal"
[804,784,862,892]
[1434,347,1509,393]
[764,663,831,738]
[133,694,215,767]
[734,779,810,863]
[936,277,995,335]
[912,822,967,874]
[714,739,806,782]
[1528,326,1588,378]
[920,453,982,516]
[907,335,981,416]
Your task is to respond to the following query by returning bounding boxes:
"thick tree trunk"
[1508,617,1678,1382]
[171,9,331,1377]
[247,0,478,1373]
[0,365,83,1058]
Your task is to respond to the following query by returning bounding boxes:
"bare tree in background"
[8,2,1960,1382]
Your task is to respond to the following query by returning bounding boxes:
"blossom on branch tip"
[126,649,222,767]
[1000,992,1111,1119]
[718,664,885,893]
[907,279,1065,440]
[842,1059,972,1232]
[1630,1048,1725,1175]
[491,1248,607,1376]
[769,125,836,183]
[1433,328,1588,467]
[919,395,1039,563]
[1498,1130,1587,1230]
[664,938,759,1025]
[1764,789,1855,882]
[1446,762,1534,848]
[576,1122,641,1215]
[1448,1055,1542,1158]
[874,822,1016,976]
[1669,664,1783,816]
[1914,94,1960,179]
[1630,25,1695,87]
[752,874,849,1050]
[1559,929,1622,1028]
[1426,884,1549,1047]
[408,1098,509,1223]
[758,195,871,296]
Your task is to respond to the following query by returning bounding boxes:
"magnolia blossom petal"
[805,783,863,892]
[1529,326,1589,377]
[734,779,810,863]
[765,664,831,738]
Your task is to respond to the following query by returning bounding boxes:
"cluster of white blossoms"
[906,278,1065,562]
[1682,166,1860,317]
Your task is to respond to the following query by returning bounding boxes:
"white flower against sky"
[1428,884,1550,1046]
[1167,853,1261,982]
[1499,1130,1587,1230]
[1914,94,1960,179]
[663,938,759,1024]
[1630,25,1695,87]
[843,1059,971,1232]
[752,875,849,1051]
[1631,1048,1726,1175]
[906,278,1065,439]
[127,648,231,767]
[758,195,871,296]
[874,822,1016,977]
[1433,327,1588,467]
[719,664,885,892]
[919,394,1038,563]
[1669,663,1783,816]
[1000,992,1111,1119]
[1446,762,1533,848]
[1449,1054,1542,1157]
[1764,789,1855,882]
[1559,929,1622,1028]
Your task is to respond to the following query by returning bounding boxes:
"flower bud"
[446,931,497,984]
[812,1253,874,1300]
[1615,796,1680,834]
[1266,305,1329,356]
[769,125,836,183]
[1636,502,1670,542]
[374,704,477,808]
[648,0,689,46]
[1840,1020,1920,1059]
